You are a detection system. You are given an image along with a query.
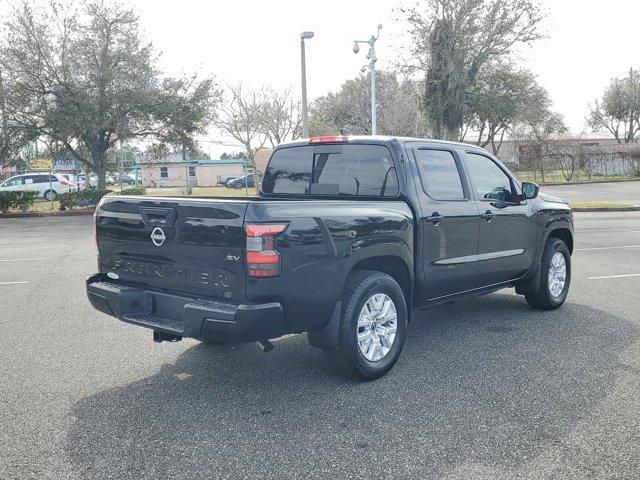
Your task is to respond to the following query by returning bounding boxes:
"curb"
[0,208,95,219]
[571,206,640,212]
[538,178,640,186]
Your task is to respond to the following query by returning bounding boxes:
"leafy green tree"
[156,74,221,160]
[464,62,548,155]
[0,1,217,189]
[588,69,640,144]
[0,69,35,167]
[309,71,428,136]
[400,0,545,140]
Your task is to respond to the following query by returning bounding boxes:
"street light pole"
[353,25,382,135]
[370,38,377,136]
[300,31,314,138]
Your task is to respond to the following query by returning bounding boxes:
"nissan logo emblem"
[150,227,166,247]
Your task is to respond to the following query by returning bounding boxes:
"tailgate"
[96,196,248,301]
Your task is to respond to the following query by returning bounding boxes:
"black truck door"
[462,151,538,286]
[410,145,482,302]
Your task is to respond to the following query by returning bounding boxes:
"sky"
[11,0,640,155]
[132,0,640,155]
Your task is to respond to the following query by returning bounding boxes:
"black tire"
[44,189,57,201]
[324,270,408,381]
[525,238,571,310]
[235,182,243,189]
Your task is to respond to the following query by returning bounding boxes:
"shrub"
[0,191,18,212]
[15,191,39,212]
[0,191,39,213]
[181,185,193,196]
[119,186,146,195]
[58,189,111,210]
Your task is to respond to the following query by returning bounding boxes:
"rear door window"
[262,144,398,197]
[414,149,466,200]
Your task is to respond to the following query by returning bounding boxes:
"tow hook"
[153,330,182,343]
[256,340,274,352]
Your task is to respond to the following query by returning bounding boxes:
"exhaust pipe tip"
[256,339,274,352]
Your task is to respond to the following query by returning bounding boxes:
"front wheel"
[324,270,407,381]
[525,238,571,310]
[43,189,57,201]
[235,182,243,189]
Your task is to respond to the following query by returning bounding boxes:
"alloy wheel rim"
[548,252,567,298]
[356,293,398,362]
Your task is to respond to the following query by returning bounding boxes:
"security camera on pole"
[353,24,382,135]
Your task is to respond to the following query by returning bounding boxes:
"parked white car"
[76,173,98,188]
[0,173,75,200]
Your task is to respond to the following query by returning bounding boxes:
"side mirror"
[521,181,539,200]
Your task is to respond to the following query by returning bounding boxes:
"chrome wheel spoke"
[358,329,372,343]
[548,252,567,298]
[356,293,398,362]
[379,334,392,349]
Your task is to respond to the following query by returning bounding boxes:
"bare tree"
[214,84,267,192]
[510,90,567,183]
[260,87,302,147]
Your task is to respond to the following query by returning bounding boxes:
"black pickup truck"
[87,136,573,379]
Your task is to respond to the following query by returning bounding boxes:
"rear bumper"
[86,274,285,342]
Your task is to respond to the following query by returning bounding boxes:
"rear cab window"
[262,144,399,197]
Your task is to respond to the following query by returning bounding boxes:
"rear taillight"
[59,178,71,185]
[245,223,287,278]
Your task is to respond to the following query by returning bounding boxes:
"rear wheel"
[324,270,407,380]
[525,238,571,310]
[43,189,57,201]
[235,182,243,189]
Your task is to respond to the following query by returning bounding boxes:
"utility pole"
[300,31,314,138]
[353,25,382,135]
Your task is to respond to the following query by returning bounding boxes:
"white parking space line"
[576,228,640,233]
[0,258,51,262]
[2,233,73,237]
[588,273,640,280]
[575,244,640,251]
[0,281,29,285]
[0,244,68,249]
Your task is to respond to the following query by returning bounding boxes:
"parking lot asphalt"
[1,212,639,480]
[541,180,640,204]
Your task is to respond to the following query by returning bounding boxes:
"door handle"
[426,213,444,225]
[480,210,495,222]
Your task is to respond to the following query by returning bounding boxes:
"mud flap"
[516,261,541,296]
[307,301,342,350]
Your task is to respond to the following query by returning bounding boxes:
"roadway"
[1,212,639,479]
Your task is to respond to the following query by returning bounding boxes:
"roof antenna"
[340,127,352,136]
